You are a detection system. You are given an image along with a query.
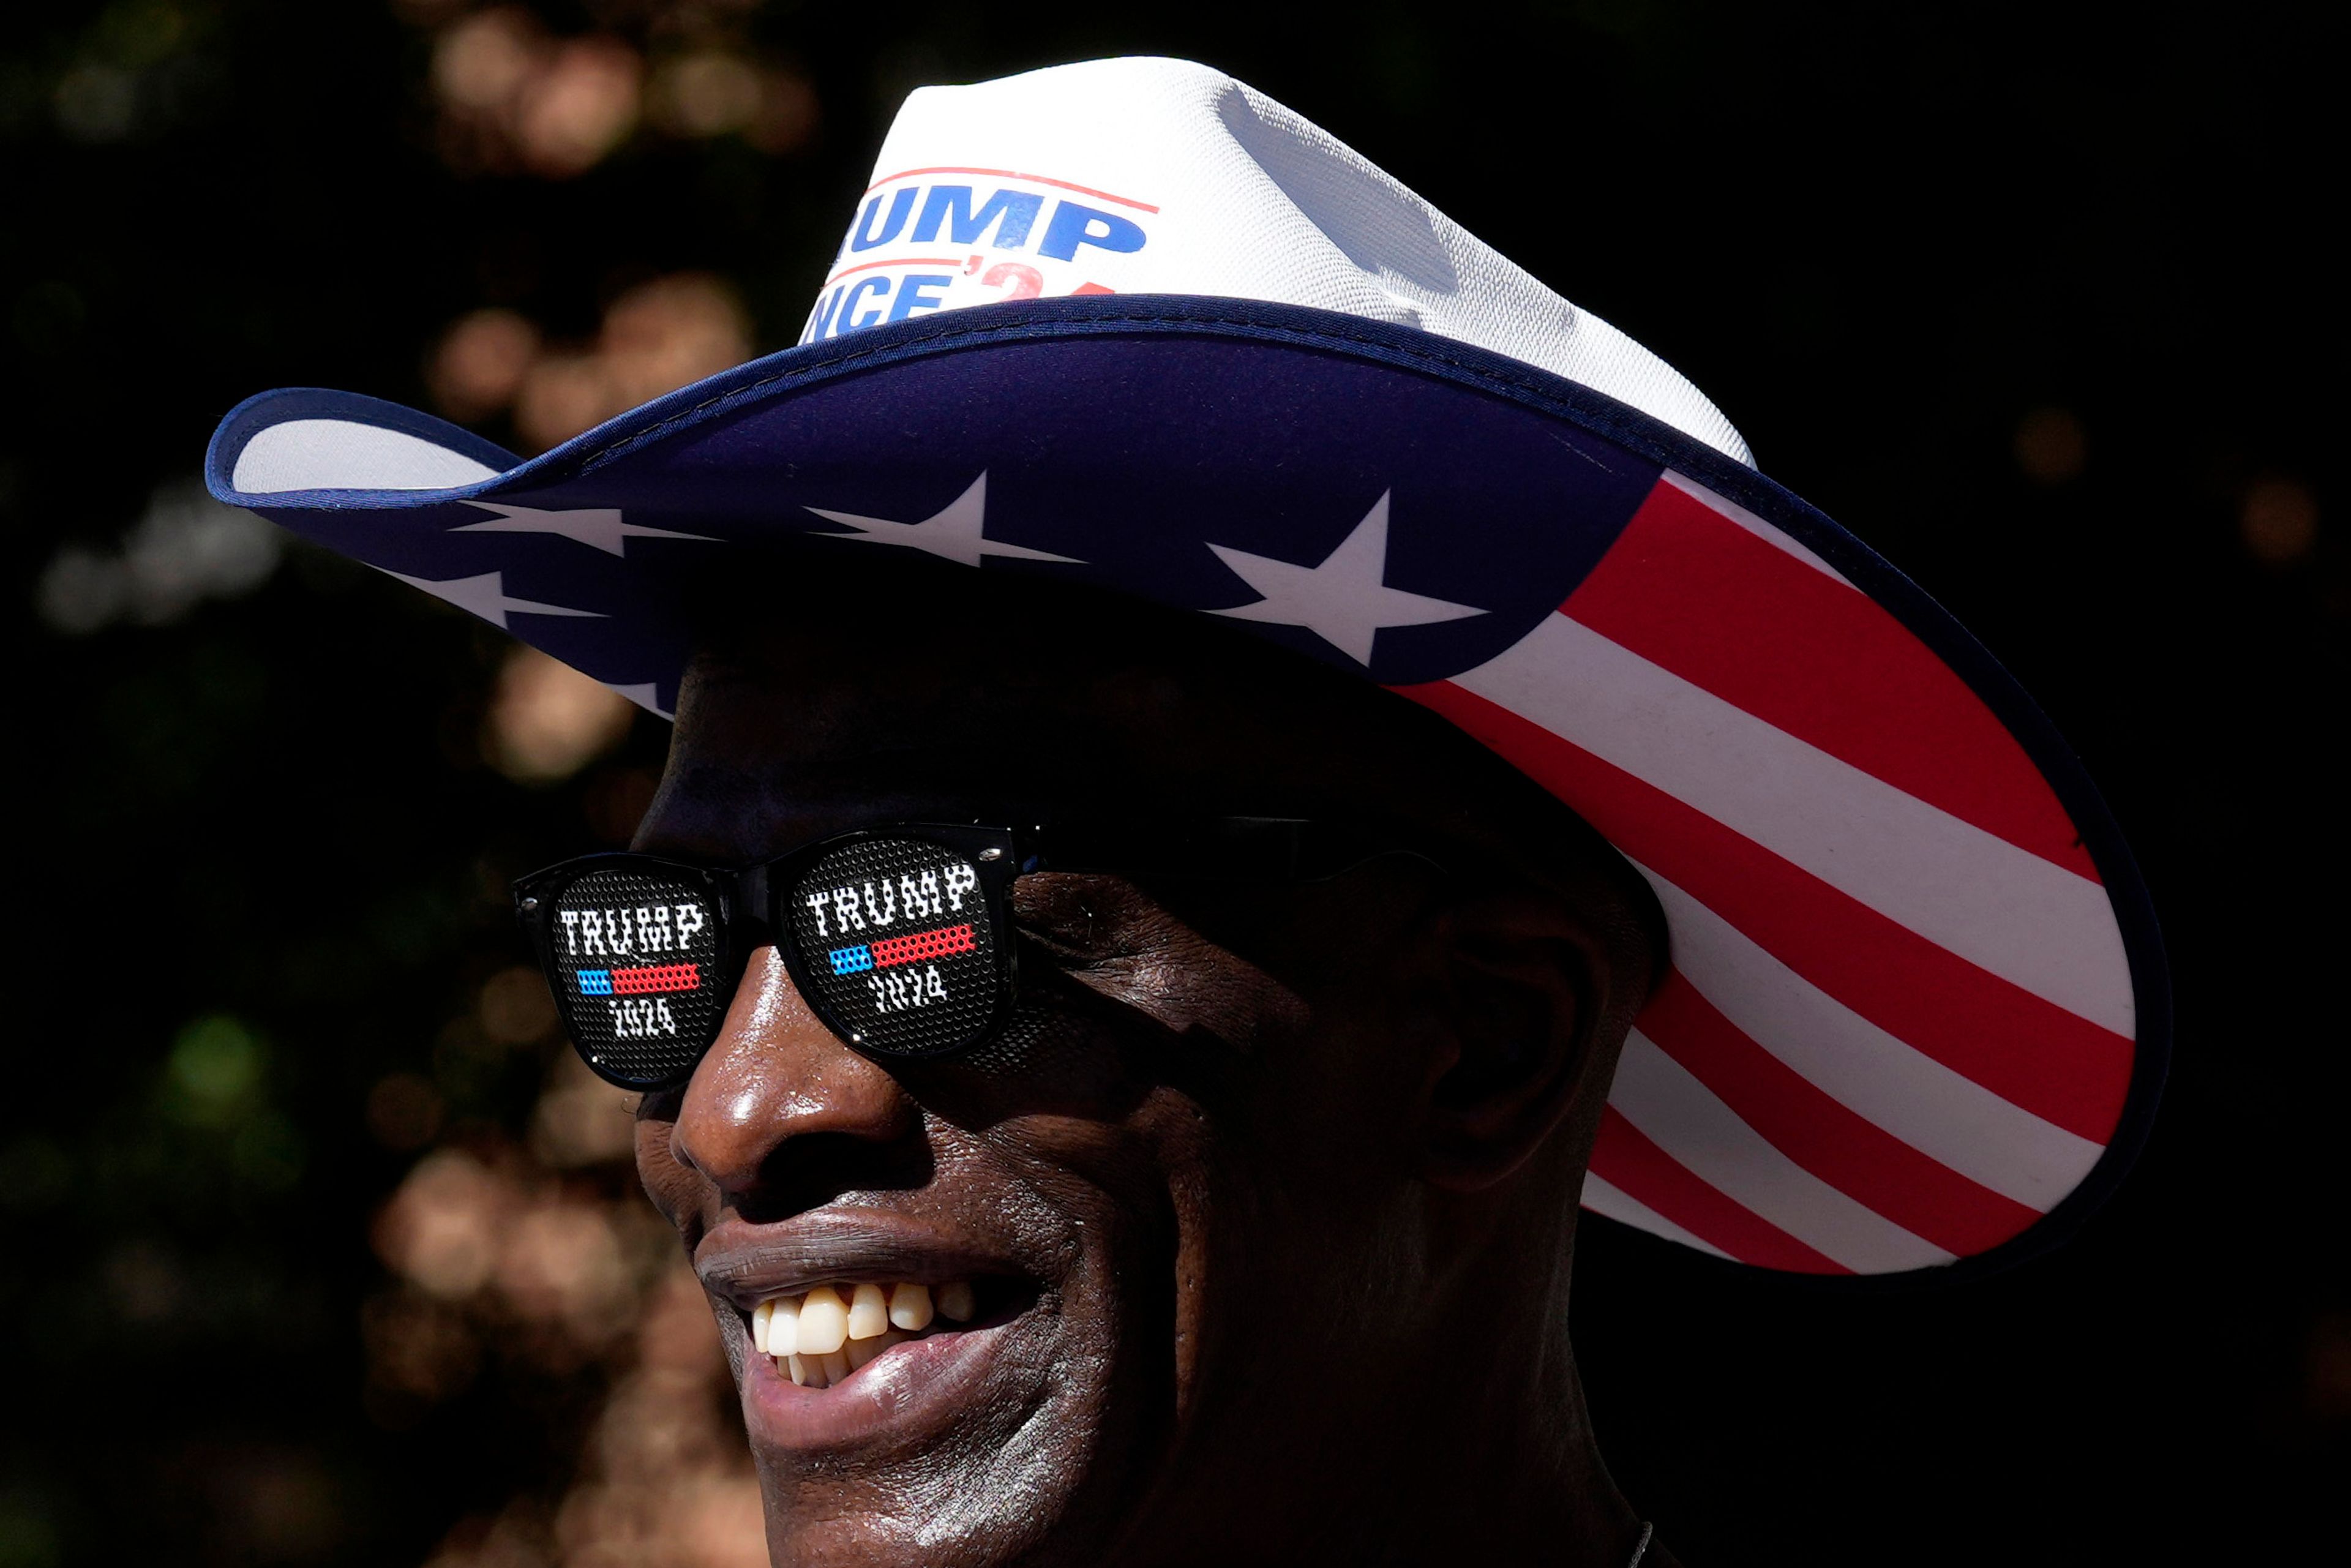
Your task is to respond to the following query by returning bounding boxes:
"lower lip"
[740,1313,1029,1452]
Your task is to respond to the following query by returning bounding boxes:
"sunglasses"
[514,819,1425,1090]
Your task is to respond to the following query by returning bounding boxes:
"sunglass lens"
[786,836,1002,1057]
[544,866,727,1087]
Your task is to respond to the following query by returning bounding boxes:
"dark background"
[2,2,2341,1564]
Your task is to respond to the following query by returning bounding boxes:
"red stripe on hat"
[1563,478,2100,881]
[1397,679,2133,1143]
[1639,969,2045,1255]
[1590,1108,1848,1273]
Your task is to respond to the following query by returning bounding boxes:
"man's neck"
[1113,1284,1657,1566]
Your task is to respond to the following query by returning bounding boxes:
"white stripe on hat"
[1578,1173,1734,1261]
[1657,471,1852,585]
[1612,1033,1957,1273]
[1640,866,2106,1209]
[1452,612,2135,1035]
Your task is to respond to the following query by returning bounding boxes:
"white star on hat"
[1207,491,1485,666]
[806,473,1082,568]
[608,682,673,719]
[386,569,605,631]
[449,501,718,557]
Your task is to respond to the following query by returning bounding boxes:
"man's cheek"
[1081,924,1310,1054]
[632,1112,702,1231]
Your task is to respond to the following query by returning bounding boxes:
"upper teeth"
[751,1280,978,1389]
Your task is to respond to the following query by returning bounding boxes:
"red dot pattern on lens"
[869,924,975,968]
[610,962,701,994]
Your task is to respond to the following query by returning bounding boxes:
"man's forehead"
[650,636,1302,861]
[680,563,1327,754]
[647,557,1584,868]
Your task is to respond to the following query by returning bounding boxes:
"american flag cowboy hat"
[206,57,2166,1280]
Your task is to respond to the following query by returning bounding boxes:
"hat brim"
[207,294,2167,1281]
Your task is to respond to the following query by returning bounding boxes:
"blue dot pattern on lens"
[830,945,874,975]
[577,970,613,995]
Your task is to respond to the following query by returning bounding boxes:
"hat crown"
[802,57,1753,465]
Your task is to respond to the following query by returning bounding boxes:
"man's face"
[625,571,1637,1566]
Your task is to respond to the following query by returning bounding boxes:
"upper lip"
[694,1208,1027,1309]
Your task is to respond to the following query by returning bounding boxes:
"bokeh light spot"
[2240,476,2319,564]
[432,8,541,114]
[166,1015,264,1127]
[0,1492,61,1568]
[2305,1312,2351,1421]
[429,308,542,422]
[366,1073,446,1152]
[37,479,283,635]
[2014,406,2087,483]
[512,39,641,178]
[375,1148,506,1299]
[749,69,820,155]
[650,50,762,138]
[231,1112,307,1192]
[362,1288,482,1412]
[105,1239,184,1324]
[53,64,138,141]
[429,10,642,179]
[497,1202,631,1332]
[0,1137,73,1212]
[530,1053,637,1169]
[482,645,636,784]
[479,965,559,1046]
[227,1450,343,1561]
[511,274,750,451]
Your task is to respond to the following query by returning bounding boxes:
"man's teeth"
[888,1282,931,1329]
[798,1286,848,1354]
[749,1281,978,1389]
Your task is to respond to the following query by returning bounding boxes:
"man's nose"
[669,945,916,1199]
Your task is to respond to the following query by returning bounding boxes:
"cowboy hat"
[206,56,2165,1280]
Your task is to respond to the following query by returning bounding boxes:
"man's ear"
[1415,885,1625,1191]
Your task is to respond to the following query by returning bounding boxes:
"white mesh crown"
[799,57,1752,465]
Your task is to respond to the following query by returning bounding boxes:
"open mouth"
[744,1276,1032,1390]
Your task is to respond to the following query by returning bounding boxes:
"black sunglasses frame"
[514,817,1431,1090]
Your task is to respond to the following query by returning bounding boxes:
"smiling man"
[210,57,2167,1568]
[592,561,1671,1564]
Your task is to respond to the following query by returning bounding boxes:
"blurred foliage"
[0,1,2342,1564]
